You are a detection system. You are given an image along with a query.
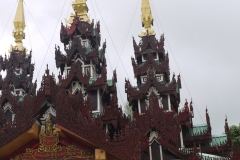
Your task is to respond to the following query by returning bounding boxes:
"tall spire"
[139,0,156,37]
[10,0,26,52]
[65,0,90,24]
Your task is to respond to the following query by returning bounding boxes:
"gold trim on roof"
[11,117,94,160]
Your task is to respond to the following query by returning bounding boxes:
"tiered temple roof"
[0,0,239,159]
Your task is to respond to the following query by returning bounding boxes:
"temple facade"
[0,0,239,159]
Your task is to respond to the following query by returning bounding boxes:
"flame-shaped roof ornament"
[139,0,156,37]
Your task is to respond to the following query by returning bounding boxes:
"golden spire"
[65,0,90,24]
[10,0,26,52]
[139,0,156,37]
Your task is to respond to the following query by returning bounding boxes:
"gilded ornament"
[139,0,156,37]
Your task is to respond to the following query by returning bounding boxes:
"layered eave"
[131,52,169,78]
[133,34,165,58]
[125,73,181,104]
[55,40,106,75]
[0,50,35,92]
[60,13,100,45]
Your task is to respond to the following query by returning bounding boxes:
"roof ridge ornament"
[9,0,26,52]
[65,0,91,24]
[139,0,156,37]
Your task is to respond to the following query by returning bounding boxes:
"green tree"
[230,124,240,147]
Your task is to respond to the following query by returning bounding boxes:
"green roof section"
[176,83,179,93]
[191,124,208,136]
[88,78,95,85]
[201,153,225,160]
[210,134,227,146]
[146,45,152,51]
[155,60,161,65]
[18,96,24,103]
[98,50,102,59]
[183,124,208,137]
[140,62,145,67]
[85,48,91,55]
[92,112,100,118]
[133,86,139,91]
[107,80,113,87]
[165,82,170,87]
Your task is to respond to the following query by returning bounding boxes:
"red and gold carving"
[11,117,94,160]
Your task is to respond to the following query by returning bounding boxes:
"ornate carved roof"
[0,50,35,93]
[0,0,239,159]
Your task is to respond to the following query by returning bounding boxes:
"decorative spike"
[45,64,49,75]
[10,0,26,52]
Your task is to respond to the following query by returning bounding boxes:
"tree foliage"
[230,124,240,147]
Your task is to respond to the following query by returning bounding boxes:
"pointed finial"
[45,64,49,75]
[10,0,26,52]
[65,0,90,24]
[139,0,156,37]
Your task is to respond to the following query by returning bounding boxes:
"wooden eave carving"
[59,62,90,87]
[125,72,180,104]
[0,50,35,93]
[201,144,232,156]
[55,40,105,73]
[87,62,107,90]
[55,88,142,160]
[183,133,212,146]
[179,100,194,128]
[100,92,126,130]
[138,71,178,96]
[125,79,142,103]
[133,34,165,58]
[60,13,100,45]
[33,69,57,115]
[133,93,188,159]
[184,109,212,146]
[0,93,34,148]
[132,54,169,77]
[55,46,67,69]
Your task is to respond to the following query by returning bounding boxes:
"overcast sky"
[0,0,240,135]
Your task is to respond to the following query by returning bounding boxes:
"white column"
[106,124,108,133]
[158,98,163,108]
[149,145,152,160]
[90,61,93,77]
[64,63,67,77]
[138,99,141,114]
[12,113,16,122]
[97,89,100,111]
[168,94,171,110]
[160,145,163,160]
[180,128,184,148]
[82,65,84,74]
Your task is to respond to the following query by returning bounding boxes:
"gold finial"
[139,0,156,37]
[10,0,26,52]
[65,0,90,24]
